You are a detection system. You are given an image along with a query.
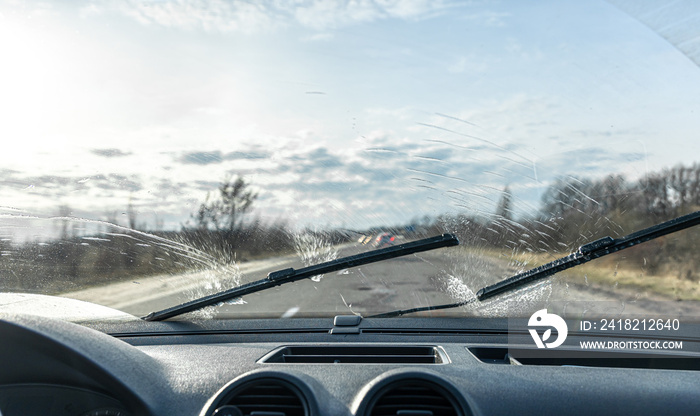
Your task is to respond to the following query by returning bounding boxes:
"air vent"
[218,378,307,416]
[259,346,448,364]
[467,347,522,365]
[366,380,463,416]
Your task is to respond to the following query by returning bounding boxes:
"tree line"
[436,162,700,281]
[1,162,698,294]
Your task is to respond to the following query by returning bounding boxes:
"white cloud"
[505,38,544,61]
[300,32,334,42]
[83,0,278,34]
[84,0,452,33]
[459,10,510,27]
[278,0,455,31]
[447,55,488,74]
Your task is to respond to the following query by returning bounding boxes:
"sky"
[1,0,700,231]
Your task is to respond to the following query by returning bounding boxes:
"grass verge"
[468,247,700,301]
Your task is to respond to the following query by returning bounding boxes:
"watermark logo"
[528,309,568,349]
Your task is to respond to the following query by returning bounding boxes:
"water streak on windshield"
[292,230,339,282]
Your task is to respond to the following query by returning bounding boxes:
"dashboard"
[1,313,700,416]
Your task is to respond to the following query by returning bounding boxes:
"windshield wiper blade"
[369,210,700,318]
[477,210,700,301]
[143,233,459,321]
[368,298,477,318]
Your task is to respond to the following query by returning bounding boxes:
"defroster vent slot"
[259,345,449,364]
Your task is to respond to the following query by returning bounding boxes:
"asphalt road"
[63,242,700,320]
[63,243,494,318]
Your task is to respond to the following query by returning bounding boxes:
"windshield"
[1,0,700,321]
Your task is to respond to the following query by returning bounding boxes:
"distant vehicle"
[373,232,396,248]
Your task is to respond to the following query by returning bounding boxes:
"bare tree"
[495,186,513,221]
[58,205,72,239]
[105,210,119,226]
[127,196,138,230]
[193,174,259,241]
[153,212,164,232]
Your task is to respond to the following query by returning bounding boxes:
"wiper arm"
[143,233,459,321]
[370,210,700,318]
[477,210,700,301]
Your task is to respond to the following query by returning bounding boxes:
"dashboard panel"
[0,385,129,416]
[2,314,700,416]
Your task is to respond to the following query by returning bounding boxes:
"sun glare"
[0,12,82,155]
